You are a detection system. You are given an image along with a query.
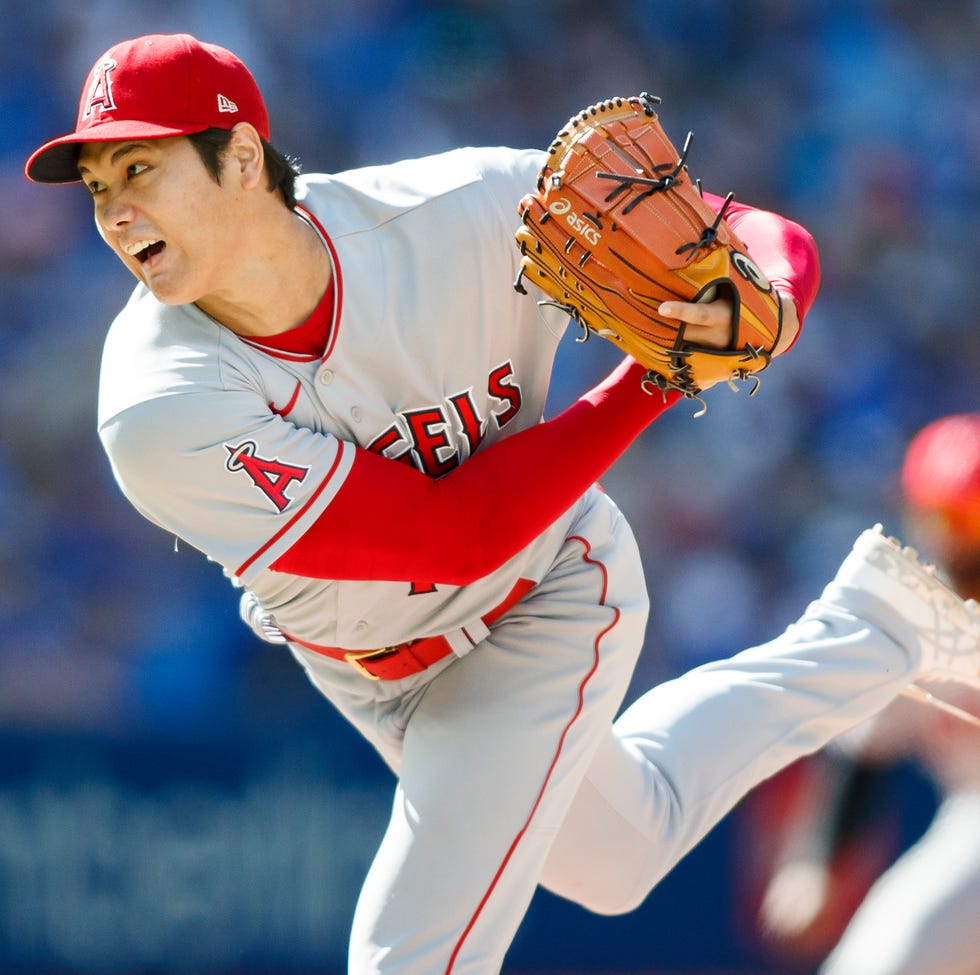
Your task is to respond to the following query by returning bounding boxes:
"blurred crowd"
[2,0,979,738]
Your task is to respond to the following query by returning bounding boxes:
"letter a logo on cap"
[83,57,118,120]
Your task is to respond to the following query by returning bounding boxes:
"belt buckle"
[344,646,398,680]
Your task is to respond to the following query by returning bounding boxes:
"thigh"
[349,491,649,974]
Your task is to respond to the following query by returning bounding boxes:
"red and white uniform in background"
[819,691,980,975]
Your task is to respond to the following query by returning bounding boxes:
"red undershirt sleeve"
[271,360,679,585]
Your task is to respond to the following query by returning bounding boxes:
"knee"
[580,887,649,917]
[542,863,657,917]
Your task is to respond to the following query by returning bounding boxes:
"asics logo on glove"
[549,198,603,246]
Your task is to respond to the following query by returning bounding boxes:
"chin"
[143,277,195,306]
[151,291,191,306]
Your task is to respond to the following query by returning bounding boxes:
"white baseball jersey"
[98,146,571,652]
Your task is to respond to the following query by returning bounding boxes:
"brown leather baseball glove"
[515,94,783,405]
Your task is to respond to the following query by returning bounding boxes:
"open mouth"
[137,241,165,264]
[124,237,165,265]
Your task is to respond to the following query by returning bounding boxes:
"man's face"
[78,136,241,306]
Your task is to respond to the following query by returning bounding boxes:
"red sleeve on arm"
[702,191,821,326]
[271,359,679,585]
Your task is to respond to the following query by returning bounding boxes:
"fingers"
[658,300,722,326]
[658,298,733,350]
[659,291,801,356]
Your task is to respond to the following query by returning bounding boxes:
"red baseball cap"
[901,413,980,544]
[25,33,270,184]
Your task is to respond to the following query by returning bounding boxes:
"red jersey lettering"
[404,406,457,479]
[448,389,487,457]
[367,426,415,466]
[488,362,522,428]
[368,367,521,479]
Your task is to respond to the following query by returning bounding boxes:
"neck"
[195,207,330,337]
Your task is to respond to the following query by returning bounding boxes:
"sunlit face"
[78,136,244,306]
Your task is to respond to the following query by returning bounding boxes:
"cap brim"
[25,119,210,184]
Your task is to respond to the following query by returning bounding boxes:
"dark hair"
[187,128,301,209]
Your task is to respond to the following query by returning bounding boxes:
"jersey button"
[317,369,334,385]
[350,406,363,423]
[354,620,369,632]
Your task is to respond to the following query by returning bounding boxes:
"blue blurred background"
[1,1,977,972]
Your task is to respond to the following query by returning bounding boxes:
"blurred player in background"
[755,413,980,975]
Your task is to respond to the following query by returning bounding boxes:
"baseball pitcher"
[26,33,980,975]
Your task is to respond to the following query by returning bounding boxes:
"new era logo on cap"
[217,94,239,114]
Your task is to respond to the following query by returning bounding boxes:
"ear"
[225,123,265,190]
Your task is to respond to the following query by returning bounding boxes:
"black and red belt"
[283,578,536,680]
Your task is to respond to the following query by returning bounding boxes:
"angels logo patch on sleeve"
[225,441,309,512]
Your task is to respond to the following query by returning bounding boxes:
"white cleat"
[830,524,980,688]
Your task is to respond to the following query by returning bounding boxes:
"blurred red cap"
[902,414,980,545]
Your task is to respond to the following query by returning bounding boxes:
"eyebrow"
[77,142,153,176]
